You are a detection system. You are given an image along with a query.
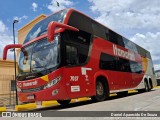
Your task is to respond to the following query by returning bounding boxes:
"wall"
[0,59,16,105]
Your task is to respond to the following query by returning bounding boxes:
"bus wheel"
[117,91,128,97]
[138,80,149,93]
[148,79,153,90]
[144,80,149,92]
[57,100,71,105]
[91,80,107,102]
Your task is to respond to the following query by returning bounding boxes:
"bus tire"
[138,79,149,93]
[57,100,71,105]
[91,78,109,102]
[117,91,128,97]
[144,79,150,92]
[148,79,153,90]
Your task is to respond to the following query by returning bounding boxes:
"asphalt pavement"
[58,88,160,111]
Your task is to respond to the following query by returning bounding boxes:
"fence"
[0,75,16,107]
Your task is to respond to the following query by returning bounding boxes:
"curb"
[2,97,90,112]
[15,103,36,111]
[128,90,138,93]
[42,100,58,107]
[0,107,6,112]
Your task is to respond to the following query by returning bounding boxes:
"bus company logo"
[113,44,135,61]
[23,80,38,87]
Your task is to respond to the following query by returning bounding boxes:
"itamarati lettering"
[113,44,135,61]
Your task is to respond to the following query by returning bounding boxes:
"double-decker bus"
[3,9,157,105]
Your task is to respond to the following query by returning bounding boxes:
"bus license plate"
[27,94,35,100]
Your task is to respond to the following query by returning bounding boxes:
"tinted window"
[123,37,138,53]
[108,30,124,47]
[130,61,142,74]
[117,36,124,47]
[108,30,118,44]
[117,57,131,72]
[99,53,117,70]
[65,44,89,65]
[64,30,91,66]
[136,45,146,57]
[68,12,93,34]
[24,10,67,44]
[146,52,151,59]
[65,30,91,45]
[66,46,78,65]
[68,10,150,60]
[123,38,151,59]
[92,22,106,40]
[99,53,142,73]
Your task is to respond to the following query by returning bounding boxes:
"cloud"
[88,0,160,70]
[48,0,73,13]
[0,20,17,59]
[0,20,7,33]
[0,33,15,60]
[13,15,28,23]
[32,2,38,12]
[130,32,160,70]
[88,0,160,31]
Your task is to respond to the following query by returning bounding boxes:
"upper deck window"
[24,9,67,44]
[68,11,93,34]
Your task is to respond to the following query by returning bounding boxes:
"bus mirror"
[3,44,22,60]
[48,21,79,42]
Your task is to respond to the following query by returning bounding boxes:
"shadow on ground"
[30,89,155,112]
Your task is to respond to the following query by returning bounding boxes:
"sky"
[0,0,160,70]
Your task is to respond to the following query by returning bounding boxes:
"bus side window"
[99,53,117,71]
[117,58,131,72]
[66,45,78,65]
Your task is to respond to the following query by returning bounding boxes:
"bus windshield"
[24,9,67,44]
[18,36,59,79]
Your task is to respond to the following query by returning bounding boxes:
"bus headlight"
[43,76,62,89]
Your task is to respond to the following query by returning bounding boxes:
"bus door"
[63,44,89,99]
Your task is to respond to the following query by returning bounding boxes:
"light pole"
[13,19,18,105]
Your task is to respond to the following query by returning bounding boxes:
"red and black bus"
[3,8,157,105]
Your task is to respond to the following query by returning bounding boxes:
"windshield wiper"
[31,65,47,72]
[31,64,53,73]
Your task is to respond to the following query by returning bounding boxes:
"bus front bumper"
[18,84,68,103]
